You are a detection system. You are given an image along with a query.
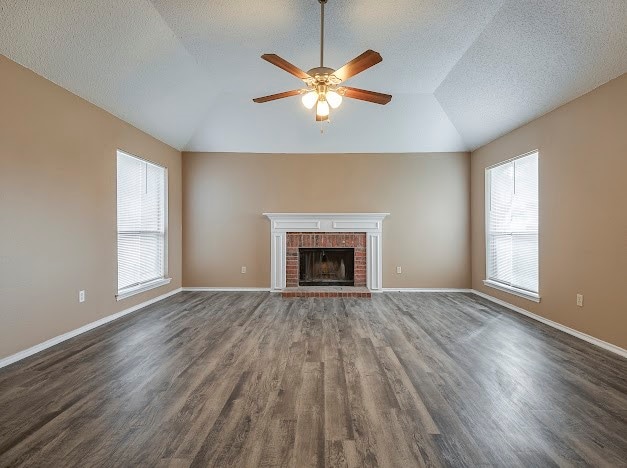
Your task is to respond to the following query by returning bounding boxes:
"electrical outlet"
[241,266,247,274]
[79,290,86,303]
[396,266,402,274]
[576,294,583,307]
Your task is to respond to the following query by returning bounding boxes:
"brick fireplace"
[286,232,367,287]
[263,213,389,294]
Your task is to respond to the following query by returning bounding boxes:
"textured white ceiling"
[185,93,466,153]
[1,0,626,152]
[435,0,627,149]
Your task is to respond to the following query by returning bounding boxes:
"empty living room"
[1,0,626,466]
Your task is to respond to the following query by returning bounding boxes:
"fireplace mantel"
[263,213,389,292]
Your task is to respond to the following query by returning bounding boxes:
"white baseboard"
[182,287,472,293]
[0,287,183,369]
[182,287,271,292]
[471,289,627,359]
[383,288,473,293]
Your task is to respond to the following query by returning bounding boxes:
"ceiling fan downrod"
[308,0,335,79]
[319,0,327,67]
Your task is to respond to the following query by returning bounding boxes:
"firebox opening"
[299,248,355,286]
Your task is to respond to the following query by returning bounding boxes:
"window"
[485,151,539,301]
[116,150,169,299]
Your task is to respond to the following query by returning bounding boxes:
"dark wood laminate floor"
[0,292,626,467]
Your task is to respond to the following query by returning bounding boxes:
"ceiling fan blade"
[333,50,382,82]
[316,113,329,122]
[253,90,302,103]
[261,54,311,80]
[342,87,392,105]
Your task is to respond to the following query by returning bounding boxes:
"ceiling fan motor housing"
[307,66,336,77]
[305,67,342,93]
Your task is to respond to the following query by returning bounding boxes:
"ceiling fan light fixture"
[326,90,342,109]
[302,90,318,109]
[316,98,330,117]
[253,0,391,120]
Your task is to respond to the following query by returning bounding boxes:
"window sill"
[483,280,541,303]
[117,278,172,301]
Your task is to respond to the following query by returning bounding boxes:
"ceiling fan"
[253,0,392,122]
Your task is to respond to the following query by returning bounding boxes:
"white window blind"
[486,151,538,294]
[117,151,166,293]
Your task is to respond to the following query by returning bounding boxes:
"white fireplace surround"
[263,213,389,292]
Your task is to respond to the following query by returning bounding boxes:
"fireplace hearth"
[299,248,354,286]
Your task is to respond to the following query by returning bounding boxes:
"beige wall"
[2,50,623,359]
[471,73,627,350]
[0,56,182,359]
[182,152,471,289]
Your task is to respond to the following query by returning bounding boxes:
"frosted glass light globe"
[316,99,330,117]
[301,91,318,109]
[326,90,342,109]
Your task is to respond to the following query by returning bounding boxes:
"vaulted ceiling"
[1,0,626,152]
